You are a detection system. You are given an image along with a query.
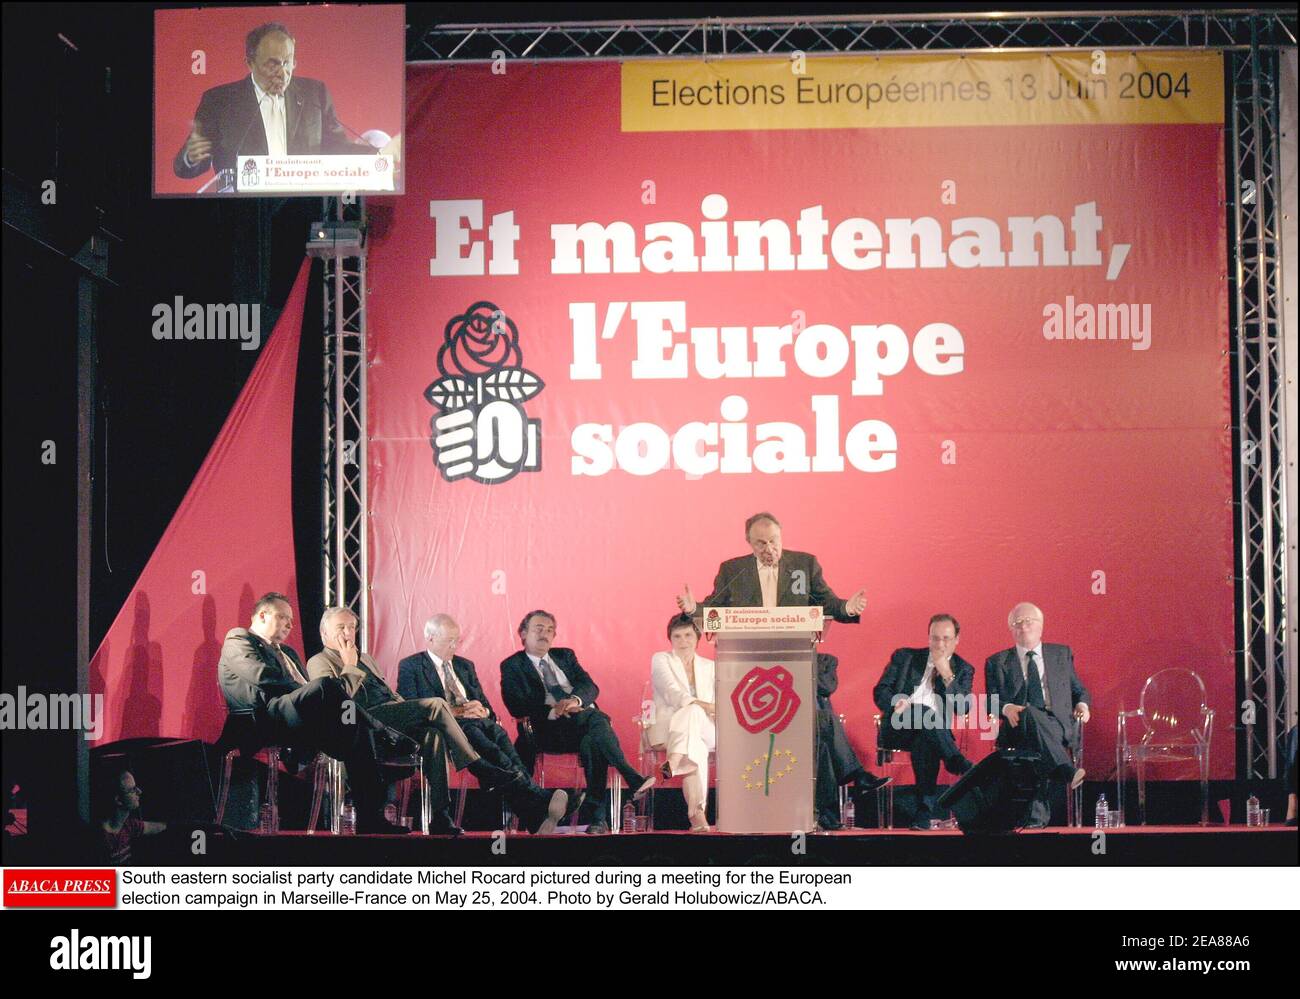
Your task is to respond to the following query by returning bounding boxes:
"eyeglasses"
[1011,619,1042,629]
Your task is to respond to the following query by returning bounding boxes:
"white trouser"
[666,702,715,816]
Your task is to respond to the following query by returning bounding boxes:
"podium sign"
[235,155,396,193]
[710,608,817,833]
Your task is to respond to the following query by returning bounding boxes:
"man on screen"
[675,511,868,622]
[985,602,1089,828]
[172,22,374,180]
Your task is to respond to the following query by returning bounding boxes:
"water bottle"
[841,794,856,829]
[1245,794,1260,827]
[258,802,276,835]
[621,799,636,833]
[341,800,357,836]
[1094,793,1108,828]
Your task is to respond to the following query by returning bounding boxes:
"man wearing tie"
[675,512,867,622]
[872,614,976,830]
[500,610,654,834]
[307,607,565,835]
[172,22,372,180]
[396,613,566,833]
[984,602,1090,828]
[217,592,408,834]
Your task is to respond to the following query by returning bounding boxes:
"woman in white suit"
[650,613,715,832]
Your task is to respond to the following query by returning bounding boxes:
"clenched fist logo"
[424,302,543,484]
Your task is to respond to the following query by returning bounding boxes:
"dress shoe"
[659,761,673,781]
[426,810,464,836]
[467,758,521,790]
[909,819,934,831]
[631,776,656,801]
[586,819,611,835]
[523,789,569,835]
[688,810,710,833]
[1021,817,1049,830]
[817,812,842,831]
[374,726,421,757]
[855,773,893,795]
[357,816,413,835]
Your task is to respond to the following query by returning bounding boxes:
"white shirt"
[527,652,578,719]
[907,660,943,713]
[426,651,467,704]
[756,558,779,608]
[251,75,287,157]
[1015,643,1050,710]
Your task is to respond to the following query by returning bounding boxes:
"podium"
[706,606,822,833]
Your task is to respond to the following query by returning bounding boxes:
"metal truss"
[411,10,1297,62]
[320,197,370,645]
[319,12,1294,774]
[1229,34,1291,779]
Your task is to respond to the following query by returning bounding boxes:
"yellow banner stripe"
[621,52,1223,131]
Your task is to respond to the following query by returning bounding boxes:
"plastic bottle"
[341,800,357,835]
[1094,793,1108,828]
[621,799,636,833]
[258,802,275,835]
[841,795,856,829]
[1245,794,1260,827]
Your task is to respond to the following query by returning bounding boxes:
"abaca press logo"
[425,302,543,484]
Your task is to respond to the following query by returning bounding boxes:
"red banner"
[366,59,1232,779]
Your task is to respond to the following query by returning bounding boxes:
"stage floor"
[196,824,1297,867]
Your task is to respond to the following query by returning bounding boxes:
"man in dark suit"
[500,610,654,834]
[216,592,408,834]
[814,651,891,830]
[172,22,373,181]
[984,602,1090,828]
[395,613,566,833]
[676,511,866,623]
[307,607,564,835]
[873,614,976,830]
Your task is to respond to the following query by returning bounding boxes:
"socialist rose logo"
[732,665,799,735]
[731,665,802,796]
[424,302,543,485]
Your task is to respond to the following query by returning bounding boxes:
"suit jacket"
[648,650,715,748]
[396,651,497,721]
[698,550,859,623]
[499,648,599,735]
[984,644,1089,750]
[172,76,372,179]
[305,647,400,712]
[873,647,976,750]
[217,627,305,720]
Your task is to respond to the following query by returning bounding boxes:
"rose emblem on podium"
[731,665,801,795]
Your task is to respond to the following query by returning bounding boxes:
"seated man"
[500,610,654,834]
[872,613,975,830]
[815,651,892,830]
[97,768,167,864]
[217,592,407,834]
[308,607,565,835]
[985,602,1089,829]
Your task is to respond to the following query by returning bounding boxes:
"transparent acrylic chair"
[1117,668,1214,826]
[635,680,714,831]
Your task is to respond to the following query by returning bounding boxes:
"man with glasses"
[985,602,1090,828]
[675,511,867,623]
[173,21,373,180]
